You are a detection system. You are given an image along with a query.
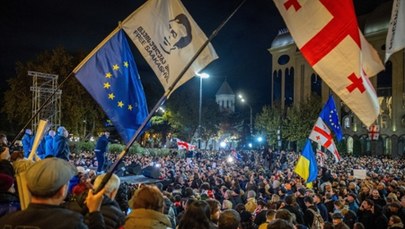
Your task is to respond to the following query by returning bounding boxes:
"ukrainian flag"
[294,139,318,183]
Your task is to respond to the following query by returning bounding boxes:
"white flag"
[122,0,218,93]
[273,0,384,127]
[309,117,341,162]
[385,0,405,62]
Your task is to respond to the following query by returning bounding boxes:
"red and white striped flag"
[177,139,196,151]
[274,0,384,127]
[309,117,341,162]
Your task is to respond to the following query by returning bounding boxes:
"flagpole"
[93,0,247,193]
[10,27,122,147]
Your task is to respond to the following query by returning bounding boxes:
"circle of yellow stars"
[103,61,134,111]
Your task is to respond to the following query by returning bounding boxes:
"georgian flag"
[309,117,341,162]
[176,139,196,151]
[368,124,380,140]
[274,0,384,127]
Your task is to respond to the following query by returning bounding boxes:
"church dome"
[270,29,294,49]
[216,81,234,96]
[362,1,391,35]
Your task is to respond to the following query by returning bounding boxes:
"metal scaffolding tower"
[29,71,62,131]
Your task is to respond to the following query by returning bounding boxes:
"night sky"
[0,0,389,114]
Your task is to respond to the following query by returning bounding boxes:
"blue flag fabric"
[74,30,148,144]
[294,139,318,183]
[319,95,343,141]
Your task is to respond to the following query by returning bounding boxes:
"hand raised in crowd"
[86,188,106,213]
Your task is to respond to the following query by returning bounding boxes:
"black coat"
[284,204,305,224]
[0,191,20,217]
[0,203,104,229]
[66,195,125,229]
[304,205,318,228]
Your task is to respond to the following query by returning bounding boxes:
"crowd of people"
[0,130,405,229]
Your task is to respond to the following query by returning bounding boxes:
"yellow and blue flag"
[74,30,148,144]
[294,139,318,183]
[319,95,343,141]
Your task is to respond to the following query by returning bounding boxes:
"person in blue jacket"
[94,131,110,173]
[36,137,46,159]
[22,129,33,158]
[53,126,70,161]
[45,130,56,157]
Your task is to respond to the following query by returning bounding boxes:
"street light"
[238,94,253,135]
[196,72,209,149]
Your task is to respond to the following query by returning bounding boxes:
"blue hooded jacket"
[52,127,70,161]
[45,135,54,157]
[22,132,33,158]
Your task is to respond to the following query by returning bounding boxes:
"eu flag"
[319,95,343,141]
[74,30,148,144]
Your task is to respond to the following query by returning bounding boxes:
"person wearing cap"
[0,157,106,229]
[53,126,70,161]
[0,173,20,217]
[94,131,110,174]
[331,212,350,229]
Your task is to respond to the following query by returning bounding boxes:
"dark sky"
[0,0,389,114]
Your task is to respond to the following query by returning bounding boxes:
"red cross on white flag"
[177,139,196,151]
[274,0,385,127]
[368,124,380,140]
[309,117,341,162]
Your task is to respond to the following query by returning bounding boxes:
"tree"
[283,95,322,149]
[255,105,283,148]
[2,47,105,137]
[255,95,322,150]
[155,84,222,144]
